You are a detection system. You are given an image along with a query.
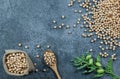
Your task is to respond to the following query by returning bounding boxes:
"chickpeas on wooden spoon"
[44,50,61,79]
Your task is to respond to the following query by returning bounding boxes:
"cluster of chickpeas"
[5,52,28,74]
[79,0,120,52]
[111,54,117,60]
[99,52,109,58]
[91,0,120,49]
[44,51,56,66]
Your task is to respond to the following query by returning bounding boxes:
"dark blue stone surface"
[0,0,120,79]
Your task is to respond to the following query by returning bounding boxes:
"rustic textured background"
[0,0,120,79]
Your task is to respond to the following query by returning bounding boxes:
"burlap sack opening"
[3,49,35,76]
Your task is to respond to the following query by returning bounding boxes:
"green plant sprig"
[71,53,120,79]
[105,59,120,79]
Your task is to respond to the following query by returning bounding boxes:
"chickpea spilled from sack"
[44,50,61,79]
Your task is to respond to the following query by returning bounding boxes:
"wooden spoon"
[44,50,61,79]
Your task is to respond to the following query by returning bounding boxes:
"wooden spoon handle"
[54,69,61,79]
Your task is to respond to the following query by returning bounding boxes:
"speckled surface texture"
[0,0,120,79]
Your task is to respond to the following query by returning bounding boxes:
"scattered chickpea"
[89,49,93,52]
[73,24,77,28]
[68,31,72,34]
[25,46,29,49]
[61,23,65,26]
[53,26,57,29]
[18,43,22,47]
[43,69,47,72]
[53,20,56,23]
[59,25,62,29]
[74,10,78,13]
[47,45,51,48]
[35,69,38,72]
[34,63,37,66]
[66,25,70,29]
[36,54,40,58]
[36,44,41,48]
[61,15,65,19]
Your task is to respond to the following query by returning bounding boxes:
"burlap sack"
[3,49,35,76]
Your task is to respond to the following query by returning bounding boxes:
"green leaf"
[72,56,86,67]
[73,63,81,66]
[73,60,81,64]
[96,55,101,62]
[105,59,120,79]
[105,59,113,73]
[88,58,93,65]
[82,70,88,74]
[112,75,120,79]
[94,74,104,78]
[86,53,91,60]
[88,66,96,73]
[77,64,87,70]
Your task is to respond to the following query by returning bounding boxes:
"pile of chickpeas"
[5,52,28,74]
[80,0,120,51]
[91,0,120,50]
